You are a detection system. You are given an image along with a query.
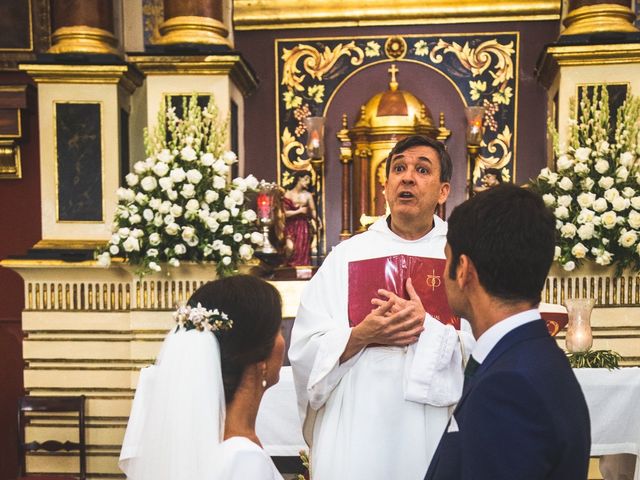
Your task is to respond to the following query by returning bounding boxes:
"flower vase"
[564,298,595,353]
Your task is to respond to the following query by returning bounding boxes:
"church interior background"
[1,0,640,478]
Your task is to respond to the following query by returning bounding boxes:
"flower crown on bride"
[173,303,233,332]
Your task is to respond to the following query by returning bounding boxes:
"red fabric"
[283,197,311,266]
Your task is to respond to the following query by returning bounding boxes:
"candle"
[257,193,272,220]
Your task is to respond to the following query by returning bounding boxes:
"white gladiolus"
[109,245,119,255]
[558,177,573,191]
[141,176,158,192]
[242,209,257,222]
[239,244,253,259]
[557,195,572,208]
[577,223,595,240]
[181,184,196,199]
[201,153,215,166]
[629,210,640,229]
[123,236,140,252]
[170,168,186,183]
[223,151,237,165]
[598,176,614,190]
[560,223,577,238]
[186,169,203,184]
[165,223,180,235]
[554,206,569,220]
[157,149,173,163]
[594,159,609,174]
[574,147,591,162]
[577,192,595,209]
[563,261,576,272]
[213,176,226,190]
[181,146,197,161]
[619,230,638,248]
[597,141,610,154]
[149,232,161,246]
[612,196,629,212]
[601,211,618,229]
[556,155,573,172]
[593,198,608,213]
[571,243,588,259]
[126,173,139,186]
[174,244,187,255]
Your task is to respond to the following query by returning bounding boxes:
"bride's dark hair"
[187,275,282,403]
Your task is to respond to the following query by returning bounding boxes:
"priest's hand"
[340,290,424,363]
[374,278,427,321]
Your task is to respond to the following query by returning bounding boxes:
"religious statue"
[283,170,320,266]
[473,167,503,194]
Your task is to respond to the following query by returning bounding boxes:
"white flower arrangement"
[532,85,640,273]
[97,95,263,276]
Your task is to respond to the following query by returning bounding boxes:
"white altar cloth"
[257,366,640,478]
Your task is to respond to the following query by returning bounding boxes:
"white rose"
[619,230,638,248]
[574,163,590,175]
[170,168,186,183]
[538,167,551,180]
[174,244,187,255]
[577,223,595,240]
[637,243,640,256]
[582,177,595,190]
[213,175,226,190]
[159,201,172,214]
[250,231,264,245]
[229,189,244,205]
[149,261,162,272]
[224,195,236,210]
[242,209,257,222]
[131,228,144,238]
[149,232,161,246]
[556,155,573,172]
[595,250,613,266]
[165,223,180,235]
[574,147,591,162]
[223,151,237,165]
[164,214,175,225]
[594,159,609,174]
[558,177,573,191]
[158,177,173,192]
[554,206,569,220]
[157,149,173,163]
[198,209,210,222]
[184,199,199,213]
[597,141,610,154]
[109,245,119,255]
[230,207,239,217]
[601,211,618,229]
[220,245,232,256]
[205,190,219,203]
[141,176,158,192]
[97,252,111,267]
[206,217,219,232]
[620,151,635,168]
[577,209,594,224]
[593,198,608,213]
[542,194,555,207]
[233,233,243,242]
[125,173,139,186]
[110,233,120,243]
[118,227,131,238]
[557,195,572,208]
[135,193,149,206]
[168,188,178,200]
[598,176,614,190]
[222,256,232,266]
[632,197,640,210]
[117,188,136,202]
[168,258,180,267]
[629,210,640,229]
[560,223,577,239]
[571,243,588,259]
[245,174,260,190]
[213,159,230,176]
[222,225,234,235]
[133,161,148,174]
[577,193,595,209]
[232,177,247,192]
[123,236,140,252]
[147,248,159,257]
[153,215,163,227]
[148,198,161,210]
[604,188,620,203]
[143,209,154,222]
[186,169,203,184]
[181,184,196,199]
[617,166,630,182]
[170,205,183,217]
[612,196,629,212]
[218,210,230,222]
[181,146,197,161]
[554,246,561,260]
[201,153,215,166]
[563,261,576,272]
[152,162,170,178]
[129,214,142,224]
[622,187,635,199]
[181,226,196,241]
[239,244,253,260]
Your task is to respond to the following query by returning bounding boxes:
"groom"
[424,184,591,480]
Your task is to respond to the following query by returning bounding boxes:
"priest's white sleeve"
[289,249,363,414]
[403,315,475,406]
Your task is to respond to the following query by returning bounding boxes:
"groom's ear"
[456,254,478,288]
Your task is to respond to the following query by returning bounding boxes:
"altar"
[257,366,640,479]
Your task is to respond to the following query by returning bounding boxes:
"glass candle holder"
[304,116,325,160]
[256,183,278,255]
[464,106,485,145]
[564,298,595,353]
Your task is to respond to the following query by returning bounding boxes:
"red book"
[348,255,460,330]
[539,303,569,337]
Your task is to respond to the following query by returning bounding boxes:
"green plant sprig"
[566,349,622,369]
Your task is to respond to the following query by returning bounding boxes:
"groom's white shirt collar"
[471,308,540,363]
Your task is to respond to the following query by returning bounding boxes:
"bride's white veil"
[119,327,226,480]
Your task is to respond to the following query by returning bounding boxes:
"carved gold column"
[561,0,639,36]
[49,0,119,55]
[337,114,352,240]
[155,0,231,47]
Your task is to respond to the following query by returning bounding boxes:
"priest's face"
[385,145,450,232]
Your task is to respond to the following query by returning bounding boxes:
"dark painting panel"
[0,0,32,50]
[56,103,103,221]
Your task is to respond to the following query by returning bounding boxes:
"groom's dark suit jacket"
[424,319,591,480]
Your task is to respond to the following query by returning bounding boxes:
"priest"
[289,135,475,480]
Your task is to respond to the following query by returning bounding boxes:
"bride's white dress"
[215,437,283,480]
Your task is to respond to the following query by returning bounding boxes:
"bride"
[119,275,285,480]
